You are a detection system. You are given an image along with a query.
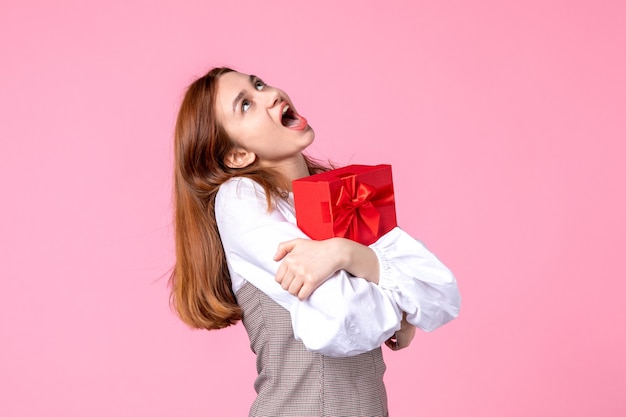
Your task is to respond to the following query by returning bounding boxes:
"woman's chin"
[301,126,315,146]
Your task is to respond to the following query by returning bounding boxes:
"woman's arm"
[370,228,460,332]
[384,312,416,351]
[273,235,449,350]
[274,238,422,351]
[273,237,380,300]
[216,178,402,357]
[216,177,460,355]
[269,195,461,333]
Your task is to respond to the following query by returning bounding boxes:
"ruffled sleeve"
[371,228,461,331]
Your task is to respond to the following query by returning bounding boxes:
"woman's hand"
[274,237,381,300]
[385,312,416,351]
[274,238,344,300]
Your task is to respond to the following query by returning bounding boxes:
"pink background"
[1,1,625,416]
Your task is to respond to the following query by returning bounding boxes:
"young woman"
[170,67,461,417]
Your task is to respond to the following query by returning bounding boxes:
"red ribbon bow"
[333,175,394,242]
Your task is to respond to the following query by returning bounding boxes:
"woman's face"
[214,71,315,169]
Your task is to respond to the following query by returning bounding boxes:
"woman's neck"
[264,154,310,191]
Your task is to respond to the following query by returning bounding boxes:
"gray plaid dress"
[237,281,390,417]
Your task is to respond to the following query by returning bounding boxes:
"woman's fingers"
[385,334,399,351]
[297,283,315,301]
[273,239,299,261]
[287,278,304,297]
[274,261,286,285]
[385,314,417,351]
[275,261,302,296]
[274,238,341,300]
[275,267,313,300]
[276,263,297,293]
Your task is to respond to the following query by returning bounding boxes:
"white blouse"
[215,177,461,357]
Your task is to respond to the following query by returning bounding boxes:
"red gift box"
[292,164,397,246]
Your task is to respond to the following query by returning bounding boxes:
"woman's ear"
[223,147,256,169]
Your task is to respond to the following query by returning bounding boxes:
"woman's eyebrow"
[232,75,258,114]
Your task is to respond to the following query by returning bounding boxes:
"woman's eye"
[255,80,265,91]
[242,99,251,112]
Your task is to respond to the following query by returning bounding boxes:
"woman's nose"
[263,88,281,108]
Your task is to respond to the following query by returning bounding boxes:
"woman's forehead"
[215,72,253,114]
[215,71,248,119]
[217,71,251,95]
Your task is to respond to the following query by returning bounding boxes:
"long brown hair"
[170,67,327,330]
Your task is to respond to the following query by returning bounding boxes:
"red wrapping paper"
[292,164,397,246]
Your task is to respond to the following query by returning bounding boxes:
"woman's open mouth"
[281,103,308,130]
